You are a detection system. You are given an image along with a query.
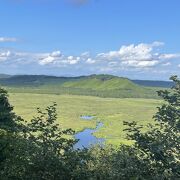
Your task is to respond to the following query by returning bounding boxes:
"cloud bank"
[0,37,18,42]
[0,42,180,79]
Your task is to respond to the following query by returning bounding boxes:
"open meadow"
[9,93,161,145]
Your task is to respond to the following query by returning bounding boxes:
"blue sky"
[0,0,180,80]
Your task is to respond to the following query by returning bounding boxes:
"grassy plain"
[9,93,161,145]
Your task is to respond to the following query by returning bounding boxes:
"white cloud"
[39,56,55,65]
[81,51,90,58]
[50,51,62,57]
[162,62,171,66]
[159,54,180,59]
[121,60,159,68]
[67,56,80,64]
[178,64,180,68]
[0,37,18,42]
[3,41,177,70]
[39,52,80,66]
[39,51,62,65]
[0,50,14,61]
[96,42,179,68]
[86,58,96,64]
[151,41,165,47]
[97,42,163,62]
[0,41,179,79]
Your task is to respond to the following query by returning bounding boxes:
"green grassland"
[0,74,167,145]
[9,93,161,145]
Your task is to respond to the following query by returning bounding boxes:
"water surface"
[74,121,104,149]
[80,115,94,120]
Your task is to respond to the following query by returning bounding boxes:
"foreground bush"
[123,75,180,179]
[0,102,80,179]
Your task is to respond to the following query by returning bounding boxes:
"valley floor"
[9,93,161,145]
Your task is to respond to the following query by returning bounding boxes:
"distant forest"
[0,74,174,99]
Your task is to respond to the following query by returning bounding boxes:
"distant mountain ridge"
[0,75,83,86]
[0,74,173,88]
[0,74,173,99]
[0,74,12,79]
[132,80,174,88]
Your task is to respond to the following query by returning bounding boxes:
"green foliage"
[0,88,18,130]
[25,103,76,153]
[84,145,153,179]
[0,103,79,179]
[0,88,23,177]
[124,75,180,179]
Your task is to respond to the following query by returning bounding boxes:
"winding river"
[74,116,105,149]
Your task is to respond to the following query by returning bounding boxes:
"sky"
[0,0,180,80]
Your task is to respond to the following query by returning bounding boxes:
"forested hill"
[0,74,173,88]
[0,74,173,98]
[132,79,174,88]
[0,74,84,86]
[62,74,141,91]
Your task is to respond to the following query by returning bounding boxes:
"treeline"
[0,76,179,179]
[7,86,159,99]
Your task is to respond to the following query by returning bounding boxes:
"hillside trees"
[0,88,22,131]
[0,102,83,179]
[0,88,24,174]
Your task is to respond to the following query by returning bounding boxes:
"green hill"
[63,74,142,91]
[0,74,161,98]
